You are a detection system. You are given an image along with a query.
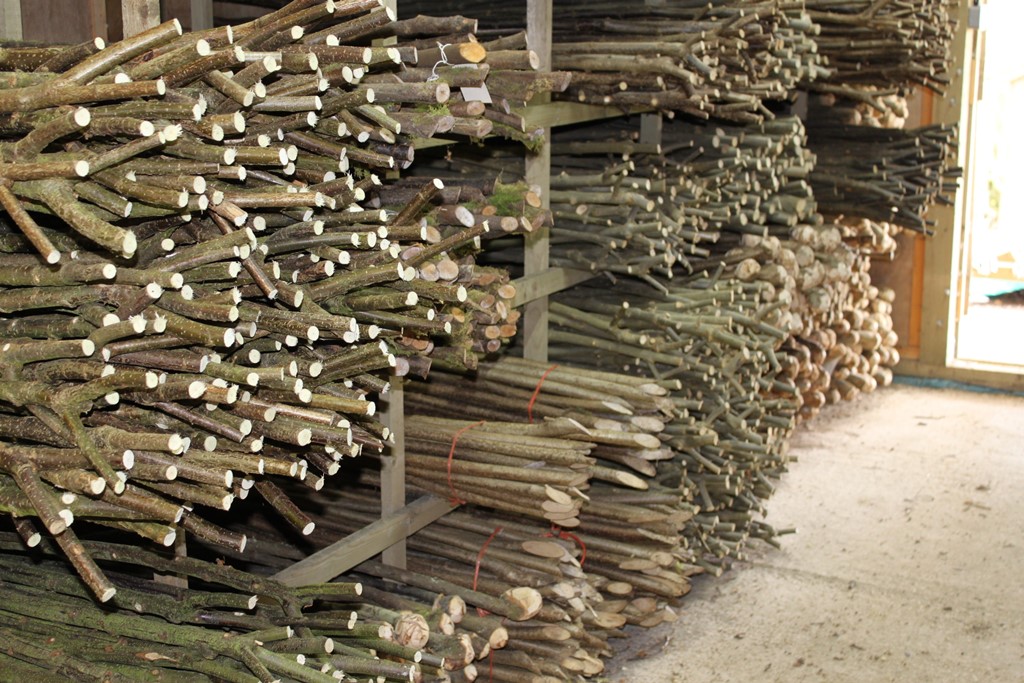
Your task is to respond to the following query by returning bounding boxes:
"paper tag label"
[460,84,492,104]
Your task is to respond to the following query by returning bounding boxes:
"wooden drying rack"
[0,0,663,585]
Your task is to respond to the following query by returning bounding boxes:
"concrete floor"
[608,383,1024,683]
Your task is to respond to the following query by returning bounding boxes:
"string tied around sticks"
[427,42,451,83]
[446,419,485,506]
[526,364,559,423]
[472,525,503,618]
[544,524,587,567]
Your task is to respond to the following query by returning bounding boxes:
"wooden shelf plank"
[524,102,654,130]
[512,267,596,308]
[273,496,456,587]
[410,136,457,150]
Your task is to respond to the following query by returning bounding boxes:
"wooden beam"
[522,0,553,363]
[0,0,23,41]
[918,0,973,368]
[512,267,596,308]
[379,375,406,568]
[522,102,653,130]
[273,496,456,586]
[639,112,662,146]
[122,0,161,38]
[896,359,1024,394]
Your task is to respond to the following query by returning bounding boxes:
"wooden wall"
[17,0,110,44]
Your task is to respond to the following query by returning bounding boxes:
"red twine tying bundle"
[473,526,503,617]
[446,420,485,506]
[545,524,587,566]
[526,364,559,423]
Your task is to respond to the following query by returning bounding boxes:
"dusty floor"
[607,383,1024,683]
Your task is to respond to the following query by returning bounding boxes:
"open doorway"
[955,0,1024,368]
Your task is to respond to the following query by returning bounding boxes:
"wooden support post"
[918,0,971,368]
[639,112,663,146]
[380,375,406,568]
[123,0,160,38]
[0,0,23,41]
[190,0,213,30]
[523,0,553,363]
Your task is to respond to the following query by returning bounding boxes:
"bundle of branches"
[0,1,547,601]
[231,473,671,681]
[804,0,957,96]
[539,115,819,285]
[783,220,902,421]
[806,89,910,130]
[397,0,825,122]
[0,529,447,682]
[303,488,612,681]
[403,357,701,604]
[546,278,799,572]
[806,121,960,233]
[341,15,572,150]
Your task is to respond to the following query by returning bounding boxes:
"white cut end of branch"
[156,79,166,95]
[188,381,207,399]
[88,476,105,495]
[57,509,73,529]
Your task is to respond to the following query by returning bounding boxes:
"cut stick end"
[121,231,138,257]
[302,522,315,536]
